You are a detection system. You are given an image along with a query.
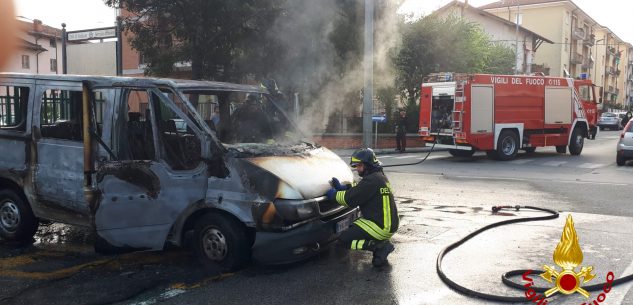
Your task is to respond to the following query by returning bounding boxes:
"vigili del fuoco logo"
[522,215,615,304]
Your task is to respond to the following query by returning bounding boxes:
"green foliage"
[394,16,516,108]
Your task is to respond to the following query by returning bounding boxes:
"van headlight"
[273,199,319,221]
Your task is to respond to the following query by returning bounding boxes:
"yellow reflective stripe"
[383,195,391,233]
[351,156,361,163]
[336,191,348,207]
[357,240,366,250]
[354,218,392,240]
[351,240,358,250]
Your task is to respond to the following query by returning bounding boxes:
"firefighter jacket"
[334,170,399,240]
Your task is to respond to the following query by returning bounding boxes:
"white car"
[598,112,622,130]
[617,118,633,166]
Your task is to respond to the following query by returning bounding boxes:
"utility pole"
[61,23,67,74]
[363,0,374,148]
[514,1,521,75]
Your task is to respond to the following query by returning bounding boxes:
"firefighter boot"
[367,240,395,267]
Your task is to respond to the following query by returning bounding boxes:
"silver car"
[617,118,633,166]
[598,112,622,130]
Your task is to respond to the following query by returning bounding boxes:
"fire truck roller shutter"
[544,87,572,125]
[471,85,494,134]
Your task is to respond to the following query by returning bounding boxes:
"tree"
[394,16,515,109]
[106,0,285,80]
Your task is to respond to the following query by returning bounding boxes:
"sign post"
[371,114,387,149]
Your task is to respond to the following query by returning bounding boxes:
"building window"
[21,55,30,69]
[50,59,57,72]
[49,38,56,47]
[564,38,569,52]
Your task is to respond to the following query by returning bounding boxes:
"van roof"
[0,73,266,93]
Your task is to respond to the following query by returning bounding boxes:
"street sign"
[372,115,387,123]
[67,27,117,41]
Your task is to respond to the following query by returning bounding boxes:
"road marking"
[542,161,568,167]
[509,159,535,165]
[394,155,415,159]
[577,163,606,169]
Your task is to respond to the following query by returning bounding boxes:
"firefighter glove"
[326,188,337,201]
[330,177,348,191]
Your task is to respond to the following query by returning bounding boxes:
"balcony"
[608,47,618,56]
[571,53,583,64]
[573,28,586,40]
[607,67,616,75]
[583,34,595,46]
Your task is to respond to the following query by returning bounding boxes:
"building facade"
[2,19,62,75]
[432,0,553,75]
[481,0,630,107]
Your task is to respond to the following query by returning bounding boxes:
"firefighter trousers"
[339,223,387,251]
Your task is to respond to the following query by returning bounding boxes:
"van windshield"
[176,90,305,147]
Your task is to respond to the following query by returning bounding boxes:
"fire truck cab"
[418,73,599,160]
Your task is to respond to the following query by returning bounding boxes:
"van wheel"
[617,155,626,166]
[496,130,518,161]
[448,149,475,157]
[568,128,584,155]
[556,146,566,154]
[193,213,250,271]
[0,190,38,242]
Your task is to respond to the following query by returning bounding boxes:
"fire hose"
[436,205,633,302]
[381,132,439,168]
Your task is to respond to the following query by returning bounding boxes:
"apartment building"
[2,19,62,74]
[431,0,553,74]
[481,0,630,107]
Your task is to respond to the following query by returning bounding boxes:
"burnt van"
[0,73,356,269]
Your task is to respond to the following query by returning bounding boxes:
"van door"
[94,87,208,250]
[33,82,91,225]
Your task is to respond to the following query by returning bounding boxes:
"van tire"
[568,128,584,155]
[193,213,250,271]
[0,189,38,242]
[617,155,626,166]
[496,130,519,161]
[448,149,475,157]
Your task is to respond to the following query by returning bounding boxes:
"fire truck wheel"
[568,128,584,155]
[496,130,518,161]
[556,145,566,154]
[449,149,475,157]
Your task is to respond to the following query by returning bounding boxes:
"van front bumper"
[251,207,359,265]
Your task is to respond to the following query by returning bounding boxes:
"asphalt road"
[1,130,632,305]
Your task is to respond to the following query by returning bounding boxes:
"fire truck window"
[0,86,28,131]
[578,86,592,101]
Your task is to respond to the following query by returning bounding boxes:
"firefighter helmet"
[350,148,382,168]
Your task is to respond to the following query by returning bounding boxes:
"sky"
[12,0,633,43]
[399,0,633,44]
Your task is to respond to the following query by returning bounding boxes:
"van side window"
[121,89,155,161]
[0,85,29,131]
[150,92,202,170]
[40,89,83,141]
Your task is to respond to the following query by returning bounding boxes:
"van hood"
[242,147,354,200]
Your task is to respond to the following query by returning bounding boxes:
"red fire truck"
[418,73,599,160]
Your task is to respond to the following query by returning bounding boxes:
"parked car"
[0,73,357,270]
[617,118,633,166]
[598,112,622,130]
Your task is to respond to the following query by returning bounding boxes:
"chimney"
[33,19,43,32]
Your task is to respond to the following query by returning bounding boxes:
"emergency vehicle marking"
[489,76,560,86]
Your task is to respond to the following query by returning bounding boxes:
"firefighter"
[326,148,399,267]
